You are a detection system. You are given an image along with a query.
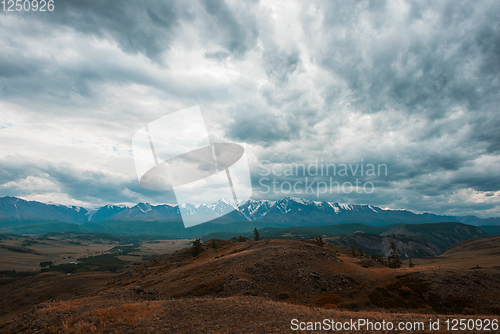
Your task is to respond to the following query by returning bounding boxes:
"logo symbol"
[132,106,252,227]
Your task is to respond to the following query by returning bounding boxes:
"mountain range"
[1,196,499,227]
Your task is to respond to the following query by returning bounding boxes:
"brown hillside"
[100,238,500,315]
[444,236,500,256]
[415,236,500,270]
[107,238,391,310]
[3,296,499,334]
[1,238,500,333]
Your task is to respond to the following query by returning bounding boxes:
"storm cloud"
[0,0,499,217]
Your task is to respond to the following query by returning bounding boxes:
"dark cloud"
[262,48,301,83]
[313,0,500,119]
[1,0,500,217]
[38,0,187,62]
[225,104,296,146]
[0,157,177,206]
[201,0,258,58]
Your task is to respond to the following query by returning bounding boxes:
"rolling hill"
[2,238,500,333]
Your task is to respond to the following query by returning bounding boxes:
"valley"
[0,233,191,272]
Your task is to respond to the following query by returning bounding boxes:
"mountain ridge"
[0,196,499,227]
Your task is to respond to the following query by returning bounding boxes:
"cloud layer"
[0,0,499,217]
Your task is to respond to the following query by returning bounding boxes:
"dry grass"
[1,238,500,333]
[2,296,499,333]
[97,238,500,315]
[0,271,116,324]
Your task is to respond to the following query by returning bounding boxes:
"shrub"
[40,261,53,268]
[313,235,325,247]
[277,292,289,300]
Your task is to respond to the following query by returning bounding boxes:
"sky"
[0,0,499,217]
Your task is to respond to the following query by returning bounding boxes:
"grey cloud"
[471,116,500,153]
[225,105,295,146]
[313,0,499,119]
[0,55,39,78]
[0,157,176,206]
[204,50,231,60]
[262,48,301,84]
[201,0,258,58]
[0,1,243,112]
[36,0,187,62]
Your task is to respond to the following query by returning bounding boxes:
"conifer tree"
[253,228,260,241]
[192,238,203,257]
[387,242,402,268]
[358,247,363,257]
[349,245,357,257]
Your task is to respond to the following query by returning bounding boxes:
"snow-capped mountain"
[179,199,248,225]
[239,197,380,219]
[1,196,499,226]
[87,204,127,222]
[238,199,274,220]
[108,203,180,221]
[0,196,90,224]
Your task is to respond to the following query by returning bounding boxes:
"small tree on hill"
[358,247,364,257]
[349,245,357,257]
[408,258,415,268]
[192,238,203,257]
[313,235,325,246]
[254,228,260,241]
[387,242,402,268]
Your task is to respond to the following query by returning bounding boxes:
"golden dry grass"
[1,238,500,333]
[2,296,499,334]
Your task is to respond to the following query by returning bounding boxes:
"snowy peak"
[1,196,497,227]
[236,198,384,220]
[213,198,238,211]
[238,199,275,220]
[88,204,128,222]
[135,202,152,213]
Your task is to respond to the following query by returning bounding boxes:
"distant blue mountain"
[87,204,127,222]
[0,196,499,227]
[0,196,90,224]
